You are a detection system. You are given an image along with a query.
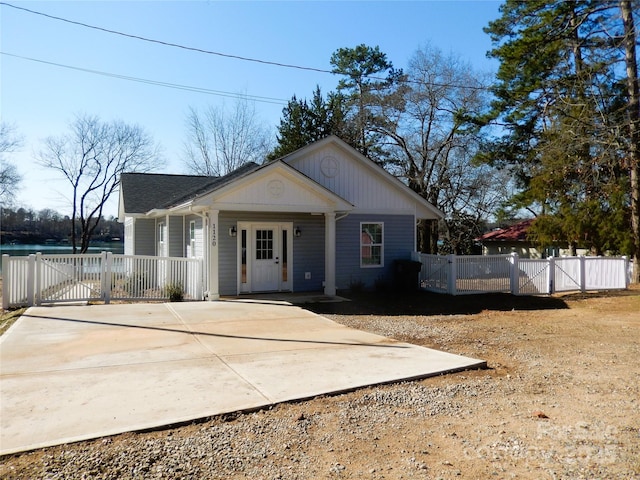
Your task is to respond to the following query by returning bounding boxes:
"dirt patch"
[1,287,639,479]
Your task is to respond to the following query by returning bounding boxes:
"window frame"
[158,222,165,244]
[360,221,384,268]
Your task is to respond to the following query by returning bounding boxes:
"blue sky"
[1,0,503,217]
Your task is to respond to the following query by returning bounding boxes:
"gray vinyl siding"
[218,212,239,296]
[291,215,325,293]
[168,216,184,257]
[134,218,156,256]
[218,212,325,295]
[335,214,415,291]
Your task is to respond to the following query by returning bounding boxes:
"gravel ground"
[1,288,639,479]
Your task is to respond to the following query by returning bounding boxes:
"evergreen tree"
[481,0,639,276]
[330,44,402,160]
[268,87,356,160]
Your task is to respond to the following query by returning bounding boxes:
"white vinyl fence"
[2,252,204,308]
[413,253,631,296]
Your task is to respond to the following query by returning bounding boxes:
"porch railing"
[412,253,630,296]
[2,252,204,308]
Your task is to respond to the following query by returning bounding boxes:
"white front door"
[238,222,292,293]
[252,226,280,291]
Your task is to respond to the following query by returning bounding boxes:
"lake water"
[0,243,124,275]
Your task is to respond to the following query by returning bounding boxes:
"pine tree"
[481,0,639,276]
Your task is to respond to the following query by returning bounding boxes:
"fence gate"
[517,259,550,295]
[37,254,104,304]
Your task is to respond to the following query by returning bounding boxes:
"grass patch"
[0,308,26,336]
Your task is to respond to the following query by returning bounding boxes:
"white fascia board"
[211,203,338,213]
[145,209,169,217]
[120,212,148,220]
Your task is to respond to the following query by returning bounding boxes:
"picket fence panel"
[2,252,204,308]
[413,253,630,296]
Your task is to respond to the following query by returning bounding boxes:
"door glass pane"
[282,230,288,282]
[241,229,247,283]
[256,230,273,260]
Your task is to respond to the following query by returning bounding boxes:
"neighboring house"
[476,219,586,259]
[118,136,443,299]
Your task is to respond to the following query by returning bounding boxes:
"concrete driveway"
[0,301,485,455]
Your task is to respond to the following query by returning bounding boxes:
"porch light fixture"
[229,226,237,237]
[294,226,302,237]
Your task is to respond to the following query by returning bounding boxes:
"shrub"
[164,283,184,302]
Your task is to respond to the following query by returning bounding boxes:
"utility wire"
[0,1,491,92]
[0,2,330,74]
[1,52,289,105]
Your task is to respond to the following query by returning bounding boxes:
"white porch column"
[208,209,220,300]
[324,212,336,296]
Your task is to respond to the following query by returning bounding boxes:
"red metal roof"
[477,219,534,242]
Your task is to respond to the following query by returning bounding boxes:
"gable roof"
[188,159,354,213]
[161,162,260,209]
[119,163,260,217]
[280,136,444,219]
[477,219,534,242]
[119,136,443,220]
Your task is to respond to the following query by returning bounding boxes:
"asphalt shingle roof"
[120,162,260,214]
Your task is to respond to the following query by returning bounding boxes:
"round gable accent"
[321,156,339,178]
[267,179,284,198]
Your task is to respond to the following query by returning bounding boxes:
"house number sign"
[211,222,217,246]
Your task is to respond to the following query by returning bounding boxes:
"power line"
[0,1,491,92]
[0,2,330,74]
[1,51,289,105]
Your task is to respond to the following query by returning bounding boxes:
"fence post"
[2,255,10,309]
[548,257,555,294]
[579,255,586,293]
[509,253,519,295]
[447,254,457,295]
[29,254,38,306]
[622,256,630,288]
[102,251,112,304]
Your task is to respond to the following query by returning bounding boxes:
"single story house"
[476,219,587,258]
[118,136,443,299]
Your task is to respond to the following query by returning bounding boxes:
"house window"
[158,222,165,244]
[361,222,383,267]
[189,221,196,257]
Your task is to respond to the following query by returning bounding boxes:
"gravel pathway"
[2,290,639,479]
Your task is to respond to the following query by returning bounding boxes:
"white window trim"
[158,222,165,244]
[360,221,384,268]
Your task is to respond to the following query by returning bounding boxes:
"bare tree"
[182,97,273,176]
[374,44,498,253]
[0,122,23,206]
[38,114,162,253]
